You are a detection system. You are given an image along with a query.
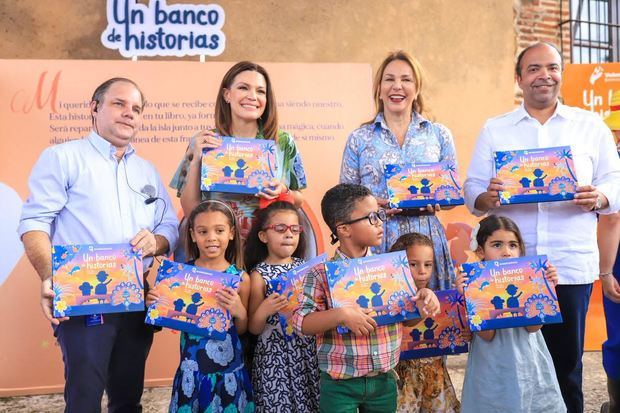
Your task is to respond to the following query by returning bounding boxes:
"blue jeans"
[542,283,593,413]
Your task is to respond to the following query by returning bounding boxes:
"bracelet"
[600,272,613,278]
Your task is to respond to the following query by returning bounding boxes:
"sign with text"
[101,0,225,58]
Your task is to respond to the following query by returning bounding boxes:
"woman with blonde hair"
[340,50,459,291]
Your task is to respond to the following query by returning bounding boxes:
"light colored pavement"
[0,351,607,412]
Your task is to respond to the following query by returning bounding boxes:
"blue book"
[400,290,469,360]
[384,161,464,209]
[462,255,562,331]
[268,253,327,339]
[324,251,420,331]
[52,243,144,317]
[145,259,240,340]
[494,146,577,205]
[200,136,278,194]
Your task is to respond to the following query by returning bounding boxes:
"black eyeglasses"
[337,209,387,227]
[263,224,304,234]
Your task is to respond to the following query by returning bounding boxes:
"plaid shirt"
[292,249,401,379]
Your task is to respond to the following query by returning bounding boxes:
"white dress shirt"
[19,131,179,268]
[464,102,620,284]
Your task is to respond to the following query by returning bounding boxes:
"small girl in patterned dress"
[390,233,461,413]
[245,201,320,413]
[147,200,255,412]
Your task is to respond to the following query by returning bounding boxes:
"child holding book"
[455,215,565,413]
[292,183,440,413]
[146,200,255,412]
[389,233,461,413]
[245,201,319,412]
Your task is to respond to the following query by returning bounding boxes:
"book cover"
[400,289,469,360]
[384,161,464,209]
[145,259,240,340]
[51,243,144,317]
[268,253,327,339]
[462,255,562,332]
[324,251,419,329]
[494,146,578,205]
[200,136,278,194]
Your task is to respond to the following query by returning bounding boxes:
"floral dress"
[169,264,255,413]
[170,129,307,248]
[395,356,460,413]
[251,259,320,413]
[340,113,458,290]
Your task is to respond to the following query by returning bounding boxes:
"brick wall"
[513,0,570,101]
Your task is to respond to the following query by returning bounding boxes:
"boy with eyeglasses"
[292,183,439,413]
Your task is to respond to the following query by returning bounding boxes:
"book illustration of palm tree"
[393,254,416,295]
[446,291,467,329]
[261,142,276,177]
[442,162,462,190]
[530,258,557,301]
[556,148,577,181]
[125,248,144,289]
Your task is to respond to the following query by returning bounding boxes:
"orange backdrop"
[0,59,478,396]
[562,62,620,351]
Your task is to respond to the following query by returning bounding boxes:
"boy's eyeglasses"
[337,209,387,227]
[263,224,304,234]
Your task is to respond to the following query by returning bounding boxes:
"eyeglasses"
[263,224,304,234]
[337,209,387,227]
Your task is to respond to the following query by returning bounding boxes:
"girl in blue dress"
[148,200,255,413]
[456,215,565,413]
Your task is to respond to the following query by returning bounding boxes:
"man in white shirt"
[464,42,620,413]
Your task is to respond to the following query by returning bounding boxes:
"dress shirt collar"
[510,100,574,125]
[87,131,136,160]
[334,247,372,261]
[373,112,430,131]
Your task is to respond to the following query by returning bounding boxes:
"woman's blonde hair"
[364,50,426,125]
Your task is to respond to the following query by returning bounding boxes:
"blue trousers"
[542,283,593,413]
[54,311,154,413]
[603,256,620,380]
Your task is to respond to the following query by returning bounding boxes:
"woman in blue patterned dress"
[339,50,458,291]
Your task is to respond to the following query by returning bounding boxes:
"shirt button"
[373,351,378,356]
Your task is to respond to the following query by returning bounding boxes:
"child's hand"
[415,288,440,317]
[340,306,377,336]
[145,290,160,307]
[258,293,288,317]
[546,263,559,286]
[461,326,473,342]
[216,287,247,320]
[455,268,467,295]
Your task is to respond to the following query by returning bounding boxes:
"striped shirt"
[292,249,401,379]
